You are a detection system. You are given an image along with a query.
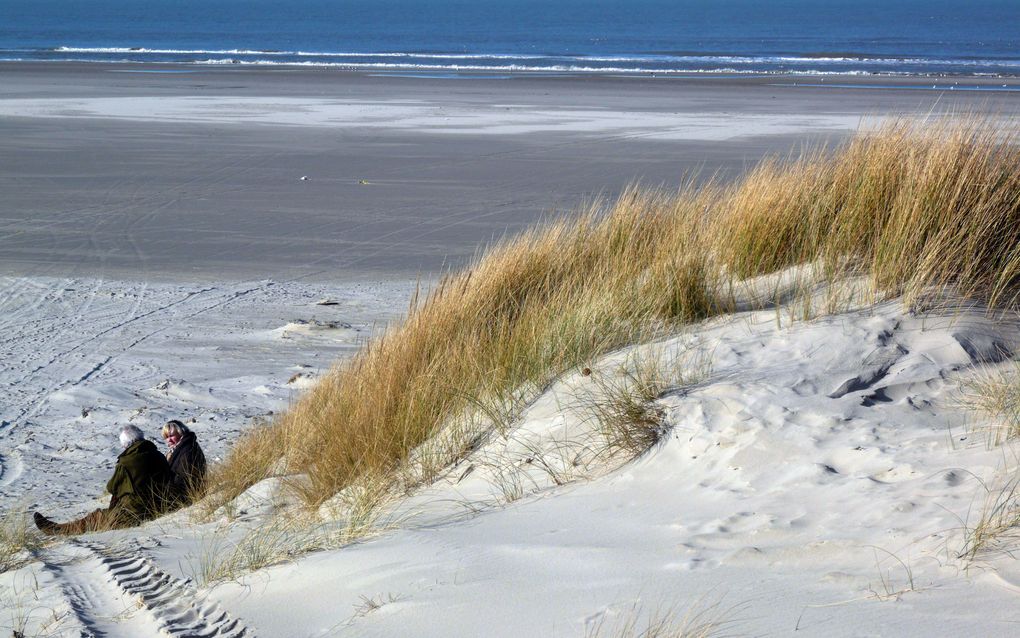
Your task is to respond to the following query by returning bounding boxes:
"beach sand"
[4,65,1020,636]
[3,64,1018,281]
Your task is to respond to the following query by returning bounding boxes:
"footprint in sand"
[0,450,25,488]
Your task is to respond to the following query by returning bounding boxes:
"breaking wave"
[2,47,1018,76]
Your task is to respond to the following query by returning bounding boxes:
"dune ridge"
[212,117,1020,517]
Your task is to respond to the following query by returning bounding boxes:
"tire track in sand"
[4,282,261,432]
[43,539,249,638]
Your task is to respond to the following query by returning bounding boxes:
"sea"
[1,0,1018,77]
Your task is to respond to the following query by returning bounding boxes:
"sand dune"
[6,292,1020,636]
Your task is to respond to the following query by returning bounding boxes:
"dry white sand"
[5,286,1020,636]
[0,276,415,520]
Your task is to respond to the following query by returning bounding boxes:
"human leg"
[33,508,131,535]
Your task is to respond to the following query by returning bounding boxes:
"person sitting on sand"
[34,424,172,535]
[162,419,207,505]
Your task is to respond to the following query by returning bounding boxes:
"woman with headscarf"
[162,419,207,505]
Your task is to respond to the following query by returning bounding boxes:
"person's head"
[161,419,189,447]
[119,424,144,449]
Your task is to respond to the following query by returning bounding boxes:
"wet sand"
[2,63,1018,281]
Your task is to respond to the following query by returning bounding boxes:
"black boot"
[33,511,59,535]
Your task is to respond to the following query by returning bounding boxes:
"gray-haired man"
[34,425,172,535]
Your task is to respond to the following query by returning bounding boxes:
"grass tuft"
[0,511,44,574]
[959,468,1020,562]
[585,597,741,638]
[580,347,710,458]
[958,359,1020,445]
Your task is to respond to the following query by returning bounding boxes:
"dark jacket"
[167,431,207,503]
[106,439,172,522]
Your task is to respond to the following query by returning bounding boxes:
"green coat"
[106,439,172,522]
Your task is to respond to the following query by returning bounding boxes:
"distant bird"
[300,175,309,181]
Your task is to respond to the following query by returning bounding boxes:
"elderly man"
[34,424,172,535]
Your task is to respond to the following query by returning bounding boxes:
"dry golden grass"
[956,362,1020,560]
[578,347,711,458]
[208,117,1020,510]
[959,467,1020,562]
[712,120,1020,307]
[958,361,1020,445]
[585,597,741,638]
[0,510,45,573]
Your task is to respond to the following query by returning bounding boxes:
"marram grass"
[209,118,1020,509]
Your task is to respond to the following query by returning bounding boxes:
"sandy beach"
[4,63,1020,637]
[3,64,1018,281]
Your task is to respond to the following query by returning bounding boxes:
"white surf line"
[44,539,251,638]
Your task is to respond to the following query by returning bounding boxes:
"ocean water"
[1,0,1018,76]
